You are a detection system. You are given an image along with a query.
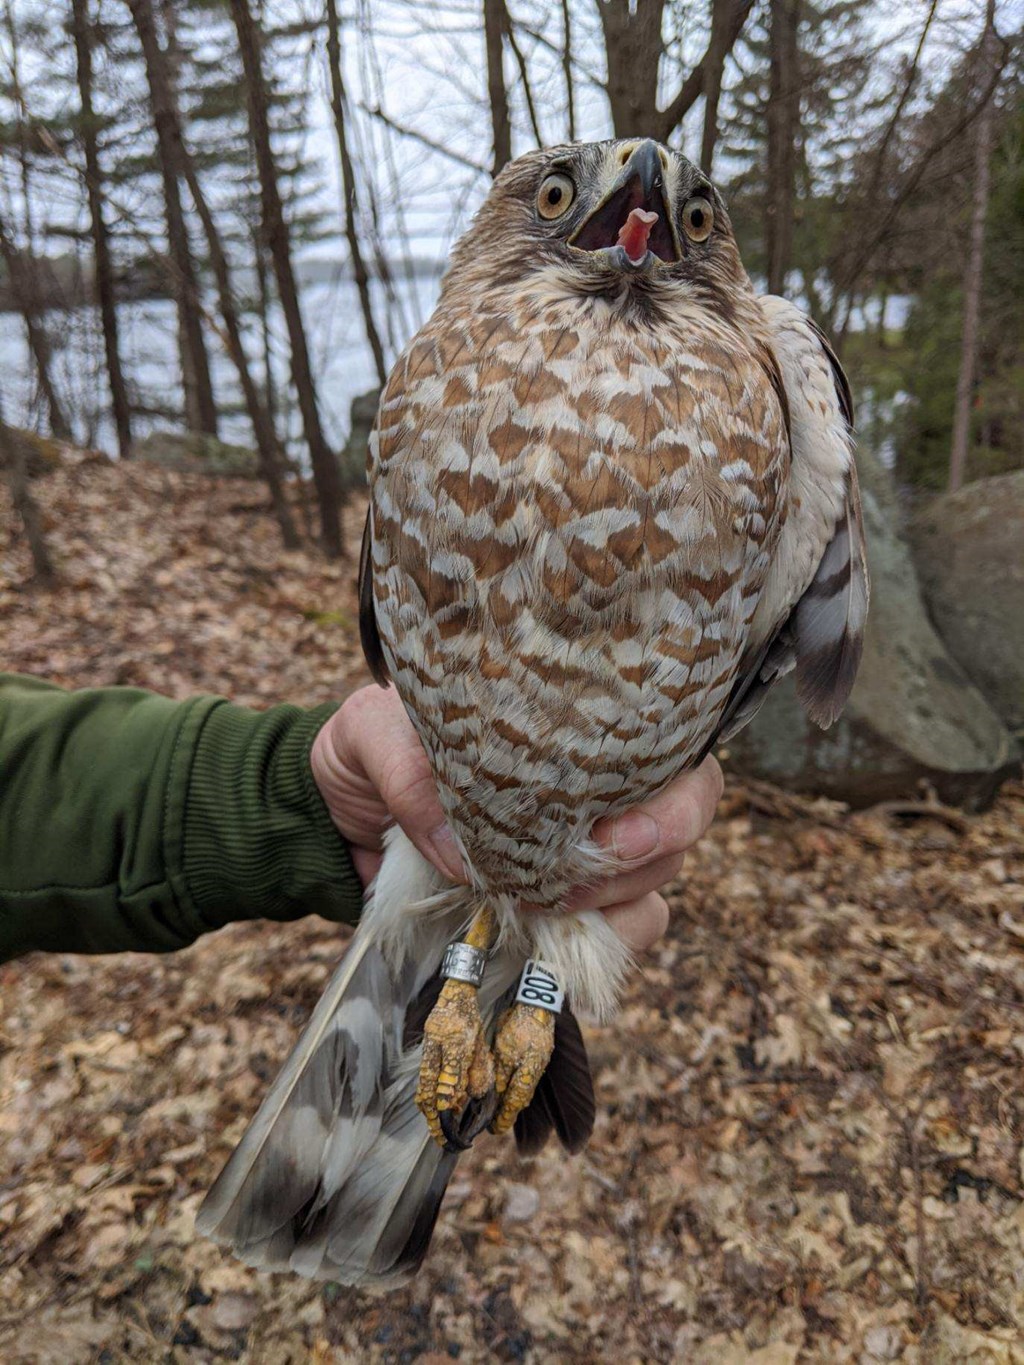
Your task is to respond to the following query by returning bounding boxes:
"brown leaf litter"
[2,460,1023,1363]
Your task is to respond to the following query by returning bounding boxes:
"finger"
[600,891,670,954]
[349,846,382,889]
[325,685,466,881]
[561,850,685,914]
[592,756,723,866]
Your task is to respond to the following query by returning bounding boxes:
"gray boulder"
[132,430,260,478]
[910,471,1024,732]
[723,446,1020,809]
[338,388,381,491]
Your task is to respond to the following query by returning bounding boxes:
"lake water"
[0,268,907,466]
[0,269,443,459]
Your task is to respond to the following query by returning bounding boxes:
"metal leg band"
[440,941,488,987]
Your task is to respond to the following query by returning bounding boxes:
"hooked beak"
[569,140,681,267]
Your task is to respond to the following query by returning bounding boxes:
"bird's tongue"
[616,207,658,262]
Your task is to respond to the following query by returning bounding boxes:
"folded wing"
[714,297,869,743]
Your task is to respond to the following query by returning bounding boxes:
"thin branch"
[656,0,756,140]
[505,22,542,149]
[863,0,940,208]
[361,106,488,174]
[835,29,1010,311]
[514,22,605,88]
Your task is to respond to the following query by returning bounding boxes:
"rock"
[131,430,260,478]
[910,471,1024,732]
[723,445,1020,809]
[338,387,380,491]
[503,1182,541,1223]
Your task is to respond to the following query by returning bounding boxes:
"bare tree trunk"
[191,191,300,547]
[0,422,56,584]
[0,211,73,442]
[325,0,387,385]
[560,0,575,141]
[599,0,666,138]
[71,0,133,460]
[180,168,300,550]
[0,8,67,441]
[766,0,800,294]
[653,0,755,142]
[128,0,218,438]
[229,0,344,557]
[127,1,300,546]
[701,0,734,172]
[949,0,997,494]
[254,232,276,425]
[484,0,512,174]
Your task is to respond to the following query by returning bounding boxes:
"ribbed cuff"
[177,700,365,932]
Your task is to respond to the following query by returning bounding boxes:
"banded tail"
[196,829,595,1285]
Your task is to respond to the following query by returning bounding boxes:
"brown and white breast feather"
[368,282,790,907]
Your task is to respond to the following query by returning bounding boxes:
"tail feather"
[197,827,598,1285]
[376,1144,459,1280]
[197,934,385,1248]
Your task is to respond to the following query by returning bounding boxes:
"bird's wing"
[713,297,869,743]
[358,504,389,686]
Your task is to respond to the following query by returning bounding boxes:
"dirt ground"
[2,459,1023,1364]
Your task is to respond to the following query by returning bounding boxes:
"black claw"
[440,1108,473,1152]
[463,1092,498,1144]
[440,1093,498,1152]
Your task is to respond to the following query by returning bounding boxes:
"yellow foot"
[416,979,495,1150]
[490,1003,555,1137]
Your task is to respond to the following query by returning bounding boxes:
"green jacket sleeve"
[0,674,365,962]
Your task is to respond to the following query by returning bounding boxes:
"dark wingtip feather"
[808,317,855,428]
[358,508,390,686]
[514,1089,556,1157]
[515,1010,595,1158]
[795,629,865,728]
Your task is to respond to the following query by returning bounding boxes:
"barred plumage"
[199,139,868,1285]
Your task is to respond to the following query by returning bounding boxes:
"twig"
[361,106,488,174]
[905,1116,930,1309]
[505,22,543,148]
[859,799,970,835]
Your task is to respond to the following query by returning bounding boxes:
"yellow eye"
[537,173,575,221]
[682,196,714,242]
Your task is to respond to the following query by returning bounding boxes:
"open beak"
[569,140,681,266]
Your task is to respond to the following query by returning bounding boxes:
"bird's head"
[444,138,746,304]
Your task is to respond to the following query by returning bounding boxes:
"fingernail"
[610,811,660,861]
[428,823,465,881]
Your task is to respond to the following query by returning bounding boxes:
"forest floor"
[2,457,1024,1365]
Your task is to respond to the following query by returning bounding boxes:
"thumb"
[327,685,466,882]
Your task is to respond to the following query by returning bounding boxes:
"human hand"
[310,684,723,954]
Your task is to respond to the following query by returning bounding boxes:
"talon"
[490,1003,555,1137]
[416,978,491,1149]
[440,1109,473,1151]
[462,1092,499,1144]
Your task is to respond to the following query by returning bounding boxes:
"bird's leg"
[489,961,559,1137]
[417,905,497,1151]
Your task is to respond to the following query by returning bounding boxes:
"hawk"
[198,138,868,1284]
